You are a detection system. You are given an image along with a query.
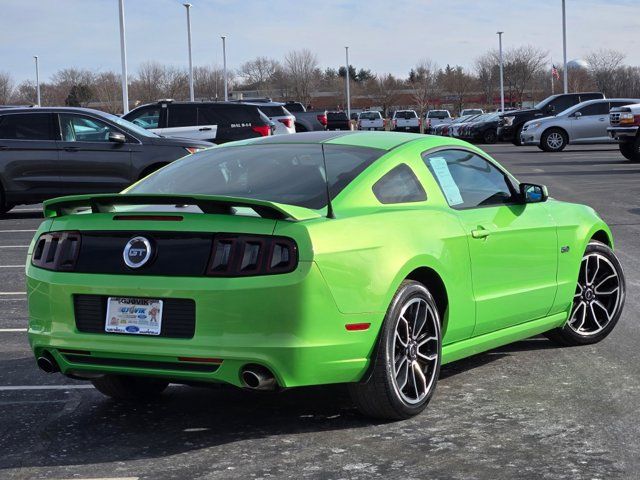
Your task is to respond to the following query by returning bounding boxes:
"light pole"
[562,0,568,93]
[33,56,41,107]
[497,31,504,112]
[184,3,194,101]
[221,36,228,101]
[118,0,129,113]
[345,46,351,124]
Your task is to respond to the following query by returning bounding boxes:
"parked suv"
[357,111,385,130]
[424,110,452,133]
[498,92,605,145]
[0,107,212,213]
[392,110,420,133]
[326,111,351,131]
[123,101,273,144]
[521,98,640,152]
[608,103,640,161]
[283,102,328,132]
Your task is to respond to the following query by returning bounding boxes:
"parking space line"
[0,292,26,295]
[0,385,95,391]
[0,245,29,248]
[0,265,24,268]
[0,229,37,233]
[0,328,27,332]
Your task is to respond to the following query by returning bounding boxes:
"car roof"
[225,131,471,151]
[0,106,110,116]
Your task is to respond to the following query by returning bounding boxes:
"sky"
[1,0,639,84]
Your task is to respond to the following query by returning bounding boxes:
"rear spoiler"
[43,193,322,222]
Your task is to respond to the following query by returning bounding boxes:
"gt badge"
[123,236,152,268]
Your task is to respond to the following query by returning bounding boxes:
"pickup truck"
[357,111,385,130]
[424,110,453,134]
[392,110,421,133]
[283,102,328,132]
[326,111,351,131]
[608,103,640,161]
[498,92,605,145]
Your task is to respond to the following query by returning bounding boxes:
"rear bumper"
[27,262,380,388]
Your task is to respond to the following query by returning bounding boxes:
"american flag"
[552,65,560,80]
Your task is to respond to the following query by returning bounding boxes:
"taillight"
[317,114,327,126]
[206,235,298,276]
[184,147,204,154]
[251,125,271,137]
[31,231,81,271]
[278,118,293,128]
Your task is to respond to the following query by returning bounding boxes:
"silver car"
[521,98,640,151]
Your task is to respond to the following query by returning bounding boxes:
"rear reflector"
[317,114,327,126]
[345,323,371,331]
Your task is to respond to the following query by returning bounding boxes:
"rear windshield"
[255,106,288,117]
[129,144,384,210]
[327,112,348,120]
[284,102,305,112]
[395,111,417,119]
[427,111,449,119]
[359,112,382,120]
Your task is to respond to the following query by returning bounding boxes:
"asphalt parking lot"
[1,144,639,480]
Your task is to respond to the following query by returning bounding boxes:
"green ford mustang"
[27,131,625,419]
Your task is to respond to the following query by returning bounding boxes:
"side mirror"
[108,132,126,143]
[573,111,582,118]
[520,183,548,203]
[546,104,555,114]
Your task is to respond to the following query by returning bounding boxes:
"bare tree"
[368,74,401,117]
[131,62,166,103]
[410,60,439,131]
[92,71,121,113]
[284,49,319,106]
[474,52,500,106]
[239,57,280,94]
[586,49,626,95]
[440,65,475,114]
[194,65,224,100]
[0,72,14,104]
[502,46,548,106]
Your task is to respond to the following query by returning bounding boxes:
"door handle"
[64,146,80,152]
[598,118,606,122]
[471,227,491,239]
[199,127,212,131]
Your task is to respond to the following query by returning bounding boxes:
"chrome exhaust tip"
[37,354,59,374]
[241,365,277,390]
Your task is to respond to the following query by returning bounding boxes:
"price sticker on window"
[428,157,464,206]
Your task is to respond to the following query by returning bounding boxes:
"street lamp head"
[496,31,504,35]
[183,3,192,7]
[221,35,227,40]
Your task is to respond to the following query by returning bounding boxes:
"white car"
[357,111,385,130]
[424,110,452,133]
[240,102,296,135]
[521,98,640,151]
[392,110,420,133]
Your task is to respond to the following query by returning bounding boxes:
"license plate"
[405,127,410,130]
[105,297,163,335]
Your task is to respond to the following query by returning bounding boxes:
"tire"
[512,125,524,146]
[294,123,307,133]
[540,128,568,152]
[349,280,442,420]
[0,187,11,215]
[545,241,625,346]
[91,375,169,400]
[483,129,498,144]
[619,138,640,162]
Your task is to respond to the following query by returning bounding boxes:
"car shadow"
[0,336,559,470]
[0,210,43,220]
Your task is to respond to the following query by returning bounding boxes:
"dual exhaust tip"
[36,352,60,374]
[241,365,276,390]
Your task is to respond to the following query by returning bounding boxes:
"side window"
[423,149,515,209]
[59,114,119,142]
[372,164,427,204]
[167,105,197,127]
[127,107,160,129]
[550,96,576,113]
[197,107,222,126]
[609,101,633,109]
[0,113,54,140]
[577,102,608,116]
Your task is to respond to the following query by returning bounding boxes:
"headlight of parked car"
[528,122,542,130]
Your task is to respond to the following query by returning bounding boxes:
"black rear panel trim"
[62,354,219,373]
